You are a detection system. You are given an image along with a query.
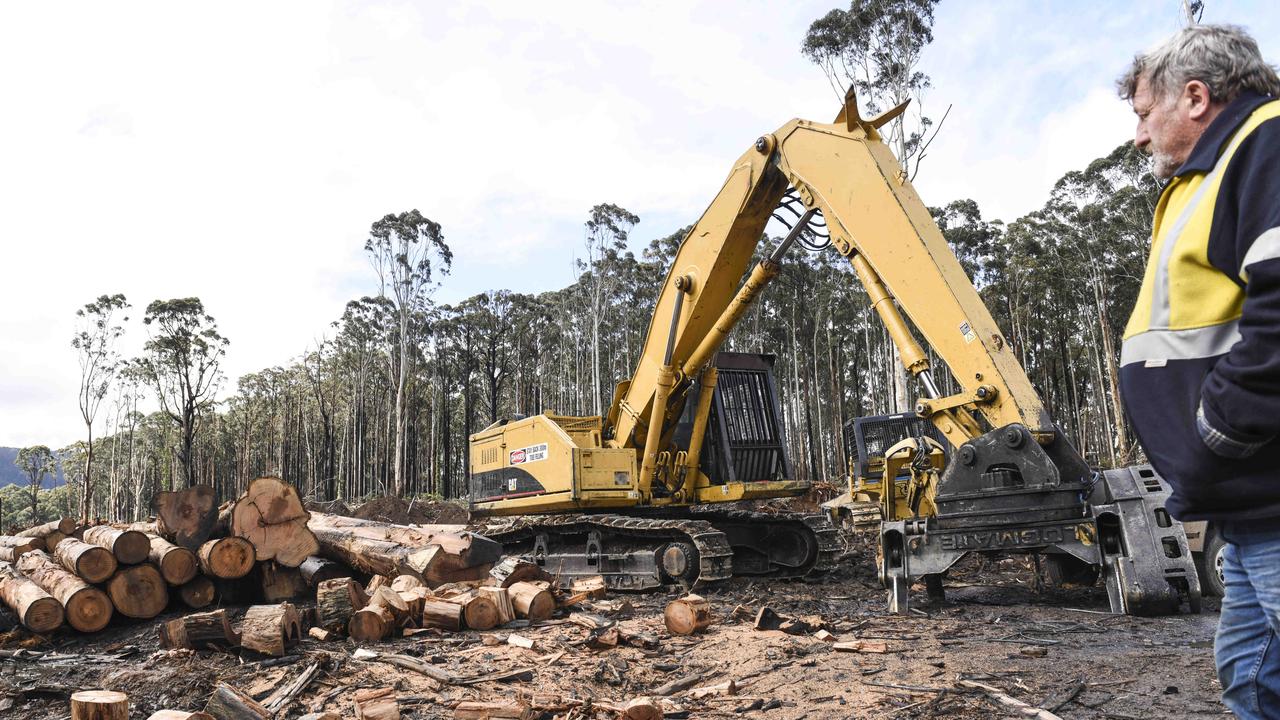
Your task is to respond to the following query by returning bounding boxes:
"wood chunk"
[506,633,535,649]
[106,563,168,619]
[153,484,218,549]
[296,715,339,720]
[488,558,553,588]
[398,588,426,622]
[570,575,606,600]
[369,587,411,626]
[198,537,255,579]
[390,574,424,592]
[460,592,500,630]
[159,609,239,650]
[239,603,302,657]
[454,700,529,719]
[622,698,663,720]
[421,598,464,631]
[230,477,319,567]
[146,712,216,720]
[688,680,737,699]
[832,640,889,654]
[82,526,150,564]
[507,581,555,621]
[664,594,712,636]
[751,606,808,634]
[353,687,399,720]
[365,575,391,596]
[316,577,367,634]
[0,560,64,632]
[308,626,333,641]
[54,538,118,584]
[814,629,836,642]
[146,534,199,585]
[16,518,76,539]
[298,556,350,587]
[349,603,396,642]
[179,576,216,609]
[204,683,269,719]
[479,586,514,625]
[17,550,113,632]
[70,690,129,720]
[260,561,307,602]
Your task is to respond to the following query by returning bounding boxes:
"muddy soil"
[0,534,1222,719]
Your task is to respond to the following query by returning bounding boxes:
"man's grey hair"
[1118,24,1280,103]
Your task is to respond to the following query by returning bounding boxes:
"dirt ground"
[0,526,1223,720]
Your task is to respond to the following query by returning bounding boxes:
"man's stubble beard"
[1151,149,1181,180]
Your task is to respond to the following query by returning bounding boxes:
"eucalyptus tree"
[577,204,639,416]
[364,210,452,496]
[137,298,228,489]
[14,445,55,522]
[71,293,129,522]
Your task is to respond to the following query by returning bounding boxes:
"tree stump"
[146,535,198,585]
[239,603,301,657]
[54,538,118,584]
[663,594,712,636]
[82,526,150,565]
[198,537,255,579]
[0,560,64,632]
[316,577,367,634]
[204,683,269,720]
[508,581,555,621]
[230,477,319,567]
[106,564,168,619]
[298,556,350,587]
[179,576,216,609]
[17,550,112,632]
[152,484,218,549]
[421,599,463,631]
[478,586,514,625]
[159,608,239,650]
[70,690,128,720]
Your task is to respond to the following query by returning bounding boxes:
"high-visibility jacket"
[1121,91,1280,521]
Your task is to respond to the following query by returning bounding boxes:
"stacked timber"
[0,560,64,632]
[106,563,168,619]
[0,535,43,564]
[198,537,255,579]
[307,512,501,585]
[54,538,118,583]
[146,534,199,585]
[83,526,150,565]
[15,518,75,554]
[227,477,319,566]
[17,550,113,632]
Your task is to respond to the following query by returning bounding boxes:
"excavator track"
[480,508,837,591]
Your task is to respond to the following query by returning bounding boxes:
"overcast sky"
[2,1,1277,449]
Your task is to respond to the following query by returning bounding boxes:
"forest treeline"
[5,139,1158,530]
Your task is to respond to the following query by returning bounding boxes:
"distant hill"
[0,447,67,489]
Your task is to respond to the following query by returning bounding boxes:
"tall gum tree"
[71,293,129,522]
[14,445,55,523]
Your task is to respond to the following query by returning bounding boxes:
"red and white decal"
[509,443,548,465]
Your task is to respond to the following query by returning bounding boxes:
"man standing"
[1118,24,1280,718]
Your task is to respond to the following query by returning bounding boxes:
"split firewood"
[296,715,340,720]
[832,640,889,654]
[17,550,113,632]
[146,534,199,585]
[479,586,515,625]
[179,576,216,609]
[507,581,555,621]
[957,679,1064,720]
[0,560,64,632]
[507,633,535,649]
[298,556,350,587]
[0,535,43,563]
[421,598,464,631]
[664,594,712,636]
[316,577,367,634]
[54,538,118,583]
[260,561,308,602]
[308,627,333,641]
[152,484,218,549]
[146,711,216,720]
[229,477,319,567]
[82,526,150,564]
[354,687,400,720]
[15,518,75,540]
[398,588,427,621]
[370,587,411,625]
[488,557,554,588]
[107,563,168,619]
[239,603,302,657]
[204,683,269,720]
[159,609,239,650]
[198,537,255,579]
[390,574,424,592]
[70,690,129,720]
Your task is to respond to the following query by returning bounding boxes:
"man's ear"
[1184,79,1215,120]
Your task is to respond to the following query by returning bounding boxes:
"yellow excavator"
[470,89,1201,615]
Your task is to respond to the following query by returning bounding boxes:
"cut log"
[365,575,390,596]
[16,518,76,539]
[570,575,607,600]
[390,574,424,592]
[488,557,554,588]
[349,603,396,642]
[260,561,307,602]
[179,576,216,609]
[622,698,663,720]
[146,712,216,720]
[239,602,302,657]
[82,526,149,564]
[353,687,399,720]
[459,592,500,630]
[367,587,410,626]
[153,484,218,549]
[159,609,239,650]
[204,683,269,720]
[17,550,113,632]
[664,594,712,636]
[398,588,426,622]
[230,477,319,567]
[70,690,129,720]
[106,563,168,619]
[454,700,529,719]
[312,526,444,583]
[53,538,118,584]
[298,556,350,587]
[832,640,889,654]
[316,577,367,634]
[0,535,42,563]
[0,560,64,632]
[421,598,463,631]
[146,534,199,585]
[308,511,500,585]
[478,586,514,625]
[198,537,255,579]
[507,581,555,621]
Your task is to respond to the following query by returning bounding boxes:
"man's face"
[1132,74,1205,180]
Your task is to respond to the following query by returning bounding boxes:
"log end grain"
[70,690,128,720]
[178,576,216,609]
[199,537,256,579]
[106,564,167,619]
[663,595,712,636]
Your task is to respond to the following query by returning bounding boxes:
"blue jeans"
[1217,519,1280,719]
